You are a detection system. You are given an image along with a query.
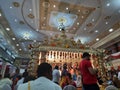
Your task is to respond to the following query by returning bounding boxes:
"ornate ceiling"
[0,0,120,60]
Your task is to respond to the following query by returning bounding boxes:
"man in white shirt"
[52,65,60,84]
[17,63,62,90]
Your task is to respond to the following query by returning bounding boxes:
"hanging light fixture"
[58,22,65,31]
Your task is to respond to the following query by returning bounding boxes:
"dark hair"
[22,71,28,78]
[4,73,10,78]
[67,73,72,79]
[37,63,52,77]
[54,65,59,69]
[82,52,90,58]
[23,75,36,83]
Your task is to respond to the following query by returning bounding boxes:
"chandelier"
[58,22,65,31]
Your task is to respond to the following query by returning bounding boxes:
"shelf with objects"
[27,30,106,77]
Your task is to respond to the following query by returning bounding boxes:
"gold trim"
[28,81,30,90]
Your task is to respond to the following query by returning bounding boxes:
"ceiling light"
[19,49,22,51]
[6,28,10,31]
[66,7,69,10]
[95,30,98,33]
[96,38,99,41]
[33,40,36,42]
[77,22,80,25]
[109,28,113,32]
[29,9,32,11]
[0,13,1,16]
[84,28,86,30]
[92,19,95,22]
[78,10,80,12]
[10,6,12,8]
[44,17,46,19]
[81,16,84,18]
[16,44,19,46]
[53,5,56,8]
[14,19,17,22]
[105,22,108,24]
[12,38,16,40]
[106,3,110,7]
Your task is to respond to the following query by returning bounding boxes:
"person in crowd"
[17,62,62,90]
[79,52,100,90]
[59,66,62,77]
[72,69,77,81]
[60,63,69,89]
[75,69,82,88]
[14,70,35,90]
[23,75,36,83]
[60,74,68,89]
[66,73,76,87]
[0,73,12,90]
[16,69,28,86]
[61,63,68,76]
[11,68,21,90]
[23,69,28,78]
[63,85,77,90]
[0,74,2,80]
[112,75,120,88]
[60,72,76,89]
[118,69,120,80]
[96,71,104,85]
[105,81,118,90]
[52,65,60,84]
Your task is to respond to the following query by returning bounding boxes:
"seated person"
[63,85,77,90]
[105,80,118,90]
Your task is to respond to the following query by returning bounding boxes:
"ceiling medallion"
[104,16,111,20]
[28,14,34,19]
[19,21,24,24]
[82,10,89,14]
[13,2,20,7]
[42,2,50,8]
[57,17,67,24]
[86,23,93,27]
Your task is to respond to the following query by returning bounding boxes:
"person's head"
[23,75,36,83]
[22,71,28,78]
[15,68,20,74]
[63,63,67,70]
[0,74,2,79]
[82,52,91,60]
[4,73,10,78]
[54,65,59,70]
[37,62,52,80]
[67,73,72,80]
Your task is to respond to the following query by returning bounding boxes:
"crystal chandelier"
[58,22,65,31]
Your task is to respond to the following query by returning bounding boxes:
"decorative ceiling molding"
[13,2,20,7]
[32,0,39,29]
[89,21,120,46]
[91,28,120,48]
[39,0,95,33]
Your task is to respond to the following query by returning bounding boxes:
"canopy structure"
[27,31,106,76]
